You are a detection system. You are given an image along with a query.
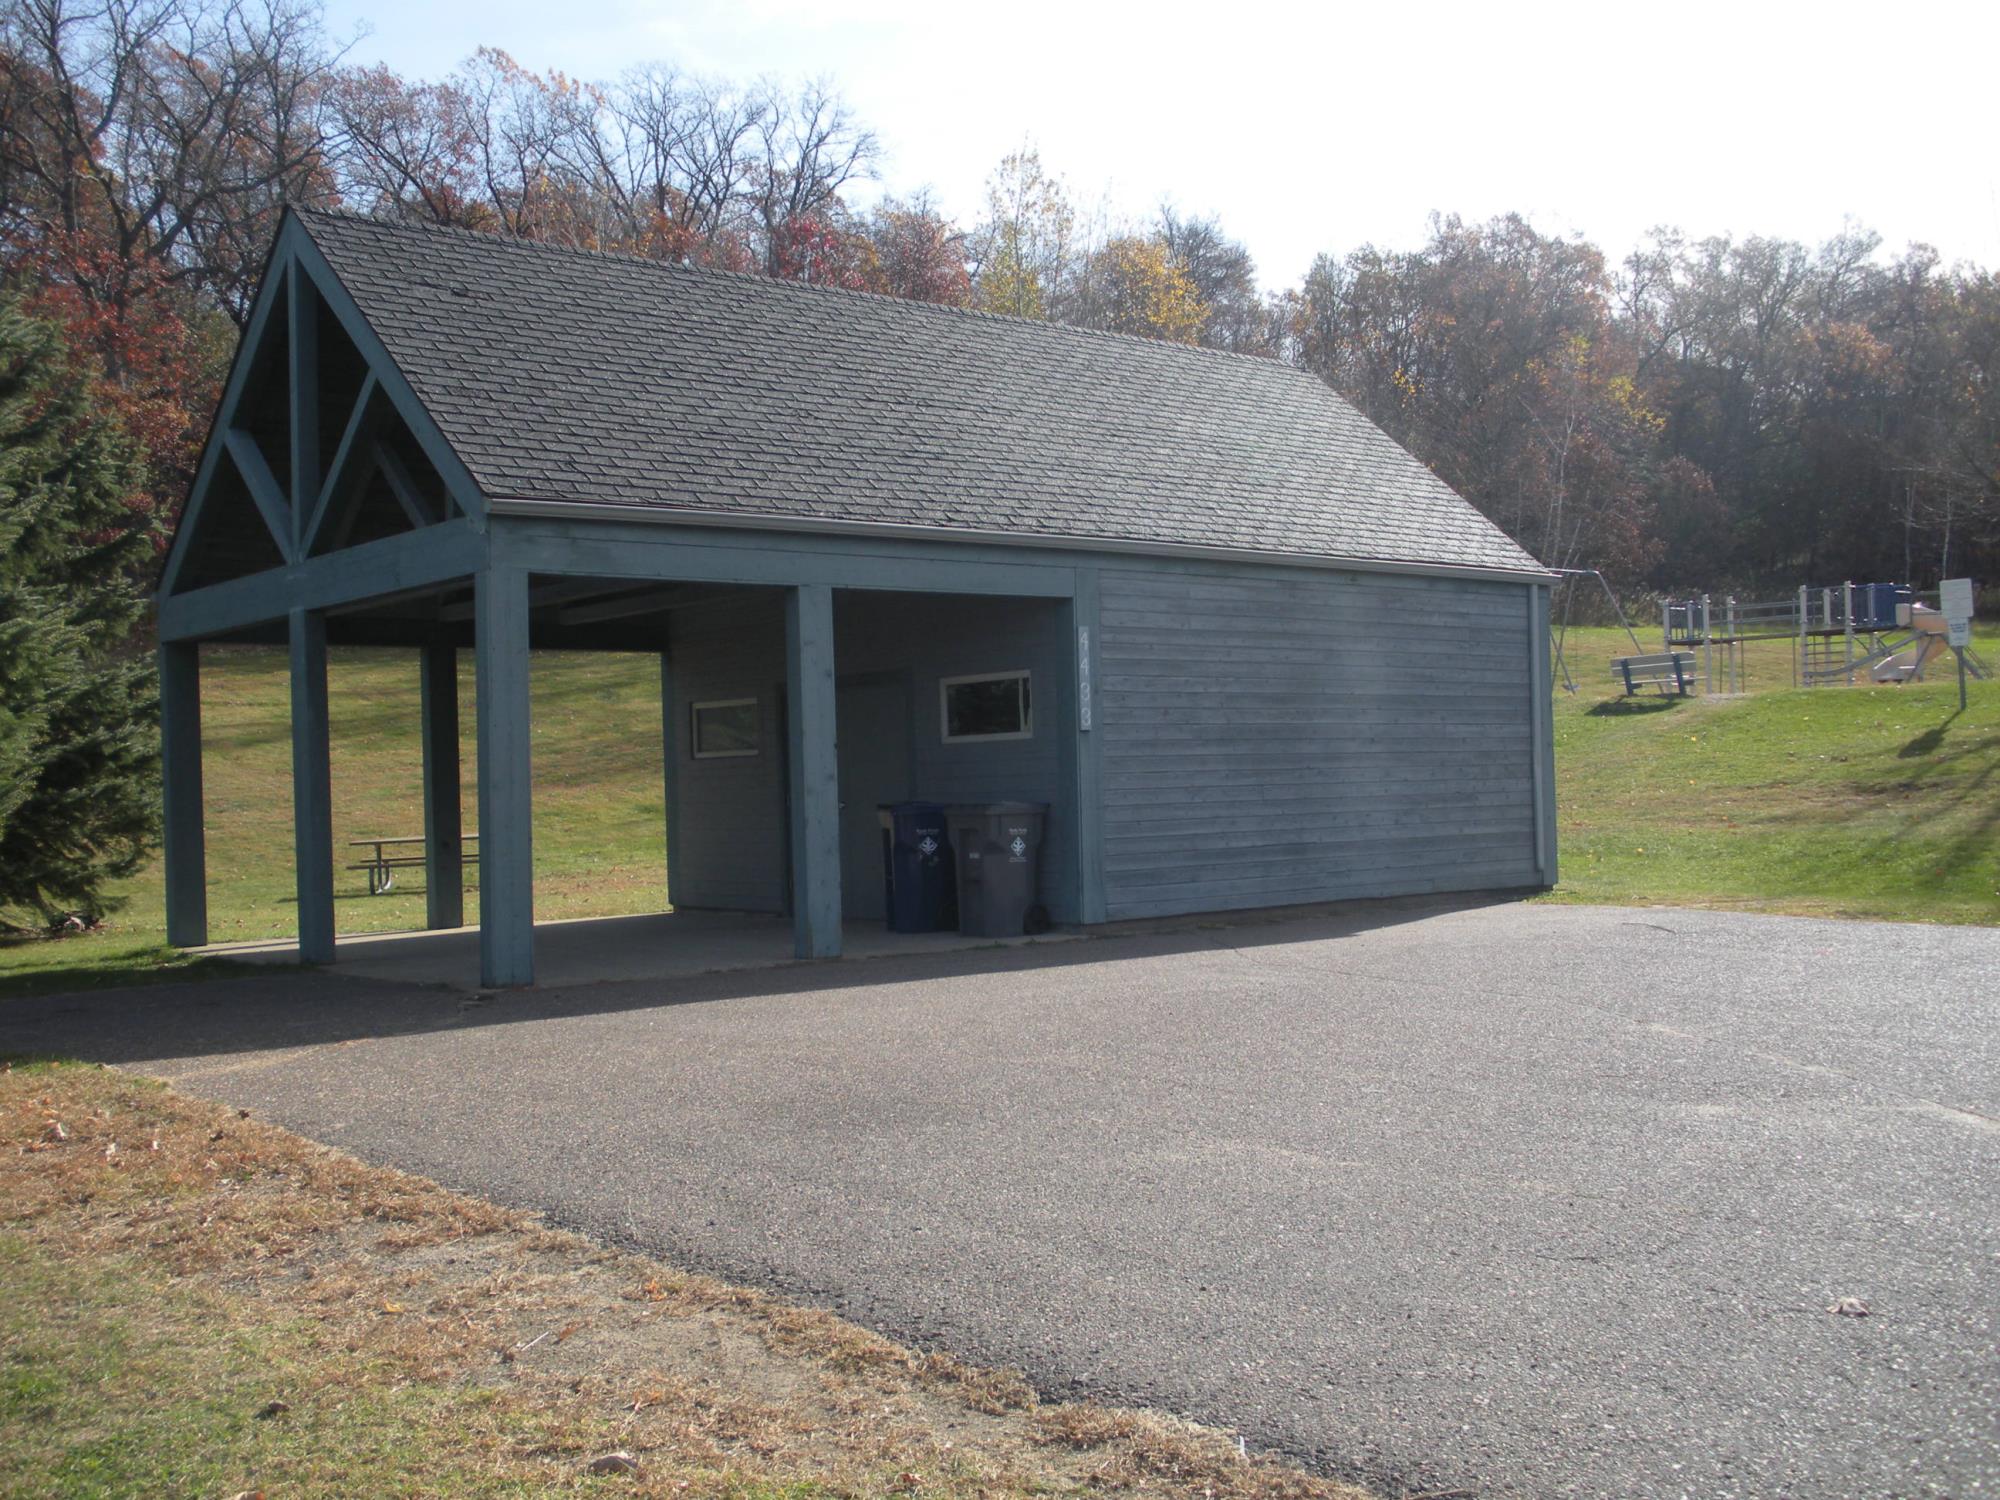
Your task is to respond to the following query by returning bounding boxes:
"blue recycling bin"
[877,802,956,933]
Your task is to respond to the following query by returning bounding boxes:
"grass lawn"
[0,1059,1373,1500]
[6,623,1995,996]
[1548,623,2000,923]
[1,646,670,997]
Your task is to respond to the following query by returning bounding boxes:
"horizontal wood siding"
[668,594,788,913]
[1097,565,1538,919]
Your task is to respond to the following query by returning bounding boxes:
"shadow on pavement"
[0,890,1526,1068]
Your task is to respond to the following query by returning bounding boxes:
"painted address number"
[1078,625,1093,732]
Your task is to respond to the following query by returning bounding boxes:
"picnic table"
[347,833,478,895]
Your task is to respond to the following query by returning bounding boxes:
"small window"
[690,698,759,758]
[941,671,1032,742]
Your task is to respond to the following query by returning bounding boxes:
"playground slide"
[1871,605,1950,683]
[1872,634,1948,683]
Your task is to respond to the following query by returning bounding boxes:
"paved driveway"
[7,900,1996,1498]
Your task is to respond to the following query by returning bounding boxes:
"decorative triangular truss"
[161,219,482,597]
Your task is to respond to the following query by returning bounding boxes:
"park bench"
[347,833,479,895]
[1611,651,1696,697]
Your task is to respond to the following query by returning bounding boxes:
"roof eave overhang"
[483,496,1557,587]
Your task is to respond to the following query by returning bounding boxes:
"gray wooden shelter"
[157,209,1557,988]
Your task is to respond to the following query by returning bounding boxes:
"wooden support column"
[476,567,534,986]
[659,650,680,912]
[420,642,463,931]
[1529,583,1558,888]
[785,583,841,959]
[159,640,208,948]
[289,607,335,964]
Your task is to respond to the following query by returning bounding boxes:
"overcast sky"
[321,0,2000,290]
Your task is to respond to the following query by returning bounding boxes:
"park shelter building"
[156,209,1558,988]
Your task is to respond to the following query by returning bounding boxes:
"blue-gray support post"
[659,650,680,911]
[476,567,535,986]
[1529,583,1558,887]
[420,643,463,931]
[1072,567,1107,924]
[785,583,841,958]
[289,607,336,964]
[159,640,208,948]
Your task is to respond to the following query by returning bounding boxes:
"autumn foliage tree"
[970,148,1073,319]
[1291,215,1661,575]
[330,63,495,230]
[1066,234,1205,343]
[0,0,338,525]
[1620,227,2000,587]
[863,194,967,305]
[5,0,1999,611]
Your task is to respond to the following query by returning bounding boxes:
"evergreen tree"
[0,295,161,928]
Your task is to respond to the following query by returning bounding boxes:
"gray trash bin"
[946,801,1048,937]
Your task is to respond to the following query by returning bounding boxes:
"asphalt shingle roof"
[298,209,1542,575]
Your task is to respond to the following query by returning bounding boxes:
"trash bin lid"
[944,801,1049,816]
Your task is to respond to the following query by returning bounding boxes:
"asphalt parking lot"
[7,898,1996,1498]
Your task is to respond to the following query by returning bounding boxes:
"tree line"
[5,0,1997,597]
[3,0,1997,925]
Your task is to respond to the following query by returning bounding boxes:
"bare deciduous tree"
[748,78,875,275]
[1158,206,1272,353]
[603,66,762,258]
[329,64,483,226]
[1,0,339,320]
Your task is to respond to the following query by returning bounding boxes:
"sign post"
[1940,578,1975,712]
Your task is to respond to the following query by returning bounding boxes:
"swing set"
[1547,568,1691,698]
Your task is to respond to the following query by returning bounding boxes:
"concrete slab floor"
[201,909,1084,989]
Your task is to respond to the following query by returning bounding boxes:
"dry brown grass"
[1,1060,1382,1500]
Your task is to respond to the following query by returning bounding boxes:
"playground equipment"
[1550,568,1712,699]
[1549,568,1656,695]
[1870,603,1956,683]
[1662,582,1991,691]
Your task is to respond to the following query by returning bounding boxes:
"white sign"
[1077,625,1093,732]
[1941,577,1975,649]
